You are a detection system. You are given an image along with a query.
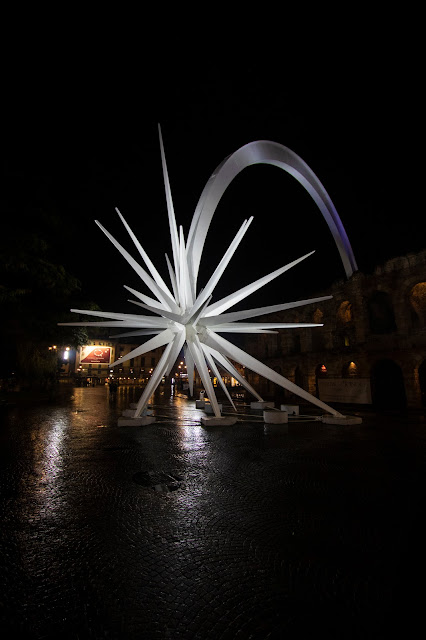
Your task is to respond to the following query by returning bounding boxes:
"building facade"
[61,339,243,394]
[244,250,426,410]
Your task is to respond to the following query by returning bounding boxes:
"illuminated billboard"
[80,346,112,364]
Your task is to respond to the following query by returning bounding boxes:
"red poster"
[80,346,111,364]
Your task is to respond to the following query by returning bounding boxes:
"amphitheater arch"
[409,282,426,327]
[342,361,358,378]
[337,300,353,324]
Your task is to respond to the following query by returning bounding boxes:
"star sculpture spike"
[60,127,359,420]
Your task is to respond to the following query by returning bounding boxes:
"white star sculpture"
[62,127,356,419]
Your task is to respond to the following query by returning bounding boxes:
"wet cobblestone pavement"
[1,385,426,638]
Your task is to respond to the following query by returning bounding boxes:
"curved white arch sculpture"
[60,128,355,420]
[186,140,357,298]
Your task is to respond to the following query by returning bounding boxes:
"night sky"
[3,56,421,315]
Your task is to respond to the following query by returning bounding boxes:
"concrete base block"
[204,403,223,414]
[201,416,238,426]
[280,404,299,415]
[122,409,153,417]
[122,409,137,417]
[117,416,156,426]
[263,409,288,424]
[195,400,205,409]
[129,404,153,414]
[250,401,274,410]
[321,415,363,425]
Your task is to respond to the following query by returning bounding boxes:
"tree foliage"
[1,198,99,385]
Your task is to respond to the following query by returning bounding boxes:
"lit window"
[348,361,358,377]
[337,301,353,324]
[313,308,324,324]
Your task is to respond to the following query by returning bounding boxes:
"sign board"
[80,346,112,364]
[318,378,372,404]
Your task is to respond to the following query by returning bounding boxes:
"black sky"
[2,54,422,313]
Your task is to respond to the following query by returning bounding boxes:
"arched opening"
[316,363,328,377]
[337,301,353,324]
[368,291,397,334]
[313,308,324,324]
[333,301,355,348]
[371,359,406,409]
[409,282,426,328]
[342,361,358,378]
[419,360,426,407]
[315,363,328,397]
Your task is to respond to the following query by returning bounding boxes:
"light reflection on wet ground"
[1,385,426,638]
